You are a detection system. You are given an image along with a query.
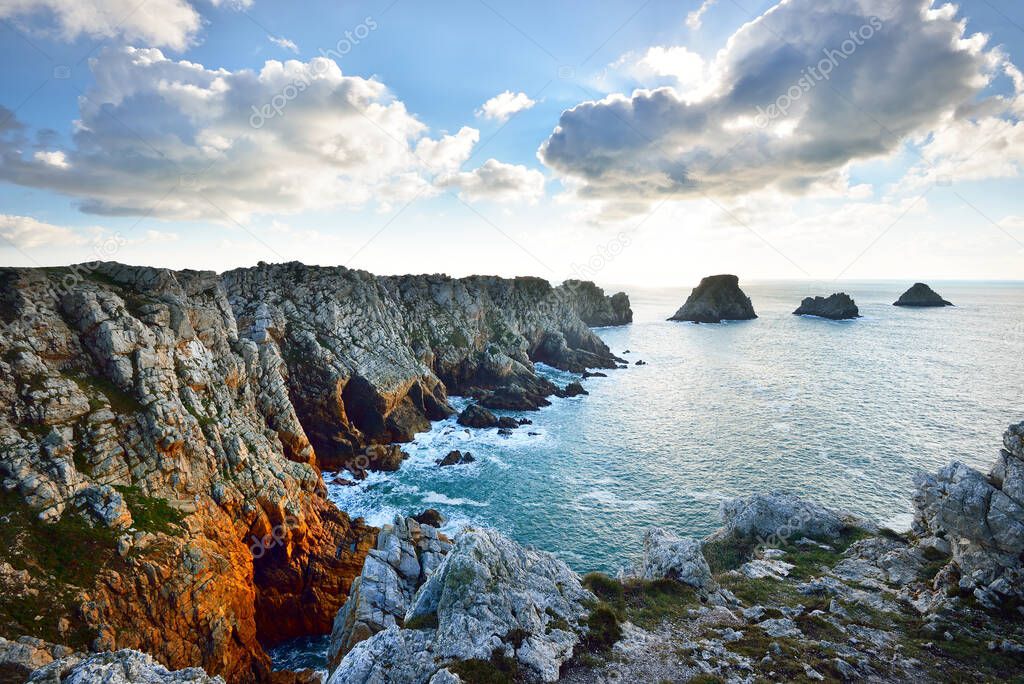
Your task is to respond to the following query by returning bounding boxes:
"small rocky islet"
[894,282,954,307]
[793,292,860,320]
[668,274,757,324]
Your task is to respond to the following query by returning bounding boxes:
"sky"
[0,0,1022,287]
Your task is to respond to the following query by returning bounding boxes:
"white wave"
[422,491,489,507]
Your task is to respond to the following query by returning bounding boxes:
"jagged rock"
[412,510,445,528]
[496,416,520,429]
[793,293,860,320]
[0,636,78,683]
[641,528,718,594]
[436,450,475,467]
[893,283,953,307]
[559,281,632,327]
[913,421,1024,608]
[360,444,408,473]
[740,558,795,580]
[27,649,223,683]
[556,381,588,398]
[328,517,452,668]
[357,527,593,683]
[456,404,499,428]
[668,275,757,323]
[477,384,552,411]
[715,492,850,543]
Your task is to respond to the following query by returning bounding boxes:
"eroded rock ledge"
[0,262,628,682]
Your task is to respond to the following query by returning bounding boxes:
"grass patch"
[71,373,144,414]
[702,532,758,573]
[0,489,123,648]
[623,578,700,631]
[404,612,439,630]
[114,486,185,535]
[582,604,622,652]
[448,650,518,684]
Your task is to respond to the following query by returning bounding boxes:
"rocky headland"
[793,293,861,320]
[0,261,629,682]
[669,275,757,324]
[893,283,953,307]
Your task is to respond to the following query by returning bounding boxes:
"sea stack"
[893,283,953,307]
[793,293,860,320]
[668,274,757,323]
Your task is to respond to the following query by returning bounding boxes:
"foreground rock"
[330,528,594,683]
[27,649,223,683]
[641,528,718,595]
[455,404,499,428]
[793,292,860,320]
[436,450,475,467]
[893,282,953,306]
[328,516,452,669]
[668,275,757,323]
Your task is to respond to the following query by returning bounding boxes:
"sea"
[270,280,1023,673]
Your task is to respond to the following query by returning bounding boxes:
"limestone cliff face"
[223,263,623,471]
[0,261,628,682]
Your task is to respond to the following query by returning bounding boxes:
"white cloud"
[0,48,531,220]
[686,0,718,30]
[269,35,299,53]
[33,150,68,168]
[540,0,1014,214]
[0,214,86,249]
[0,0,203,50]
[477,91,536,123]
[438,159,545,204]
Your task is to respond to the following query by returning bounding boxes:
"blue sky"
[0,0,1022,285]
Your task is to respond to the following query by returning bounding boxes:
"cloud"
[0,0,203,50]
[540,0,1013,213]
[0,47,525,220]
[686,0,718,30]
[269,35,299,53]
[438,159,545,204]
[0,214,86,249]
[477,91,536,123]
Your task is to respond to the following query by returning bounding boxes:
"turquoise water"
[327,281,1023,576]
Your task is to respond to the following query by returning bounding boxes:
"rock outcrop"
[913,420,1024,609]
[327,516,452,669]
[436,450,475,467]
[668,275,757,323]
[558,281,632,327]
[27,649,223,683]
[893,283,953,307]
[0,262,625,682]
[641,528,718,594]
[716,492,852,542]
[455,404,498,428]
[330,528,595,684]
[793,293,860,320]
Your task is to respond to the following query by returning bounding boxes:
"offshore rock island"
[0,261,628,682]
[668,275,757,324]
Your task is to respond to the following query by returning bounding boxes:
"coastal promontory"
[668,274,757,323]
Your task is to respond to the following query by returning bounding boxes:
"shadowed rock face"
[793,293,860,320]
[893,283,953,307]
[668,274,757,323]
[559,280,632,326]
[0,261,627,682]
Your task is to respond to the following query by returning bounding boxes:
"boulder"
[793,293,860,320]
[436,450,475,467]
[361,444,408,473]
[893,283,953,307]
[412,509,445,528]
[717,492,849,543]
[641,528,718,594]
[456,404,499,428]
[0,636,78,683]
[496,416,520,429]
[668,275,757,323]
[556,381,588,398]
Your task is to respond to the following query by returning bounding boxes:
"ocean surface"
[274,280,1023,672]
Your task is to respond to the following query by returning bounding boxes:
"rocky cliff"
[0,262,628,682]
